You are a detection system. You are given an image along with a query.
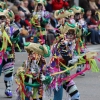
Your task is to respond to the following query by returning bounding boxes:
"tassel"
[16,43,21,52]
[89,59,100,72]
[1,30,12,51]
[97,58,100,62]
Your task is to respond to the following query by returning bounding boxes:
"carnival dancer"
[70,6,88,76]
[31,0,51,44]
[15,31,52,100]
[0,8,16,97]
[0,7,28,97]
[53,24,80,100]
[50,8,100,100]
[16,38,99,100]
[49,10,81,99]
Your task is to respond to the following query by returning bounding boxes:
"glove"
[41,74,53,84]
[68,56,79,65]
[31,68,36,73]
[40,74,46,81]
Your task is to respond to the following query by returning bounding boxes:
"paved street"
[0,45,100,100]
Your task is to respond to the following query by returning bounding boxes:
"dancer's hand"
[40,74,46,81]
[68,57,79,65]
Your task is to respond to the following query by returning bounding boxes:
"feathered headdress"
[24,42,50,58]
[34,0,47,5]
[54,9,70,19]
[54,9,75,20]
[59,22,77,35]
[70,5,84,14]
[67,10,75,16]
[0,1,7,9]
[0,8,14,21]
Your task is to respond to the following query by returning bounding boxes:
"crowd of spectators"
[79,0,100,45]
[3,0,100,51]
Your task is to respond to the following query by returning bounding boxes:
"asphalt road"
[0,45,100,100]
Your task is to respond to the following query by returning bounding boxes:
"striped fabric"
[3,62,14,75]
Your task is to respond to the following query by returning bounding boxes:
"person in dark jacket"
[68,0,75,7]
[28,0,35,13]
[96,0,100,9]
[45,0,53,12]
[84,9,100,44]
[13,0,26,13]
[79,0,90,12]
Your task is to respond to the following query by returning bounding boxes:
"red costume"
[52,0,69,10]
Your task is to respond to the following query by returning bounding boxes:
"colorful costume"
[70,6,89,75]
[15,41,51,100]
[15,5,100,100]
[50,21,80,100]
[48,8,100,100]
[0,8,15,97]
[0,7,28,97]
[52,0,69,10]
[30,12,50,43]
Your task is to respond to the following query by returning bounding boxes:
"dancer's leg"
[63,80,80,100]
[53,85,63,100]
[3,59,14,97]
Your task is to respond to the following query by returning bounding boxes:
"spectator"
[21,0,31,15]
[50,13,58,28]
[79,0,90,12]
[14,14,25,51]
[90,10,100,25]
[89,0,98,11]
[10,0,19,14]
[84,9,100,44]
[14,14,21,28]
[19,11,31,29]
[28,0,35,13]
[33,3,45,19]
[45,0,53,13]
[96,0,100,9]
[13,0,26,14]
[63,0,70,10]
[19,11,26,26]
[68,0,75,7]
[52,0,69,11]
